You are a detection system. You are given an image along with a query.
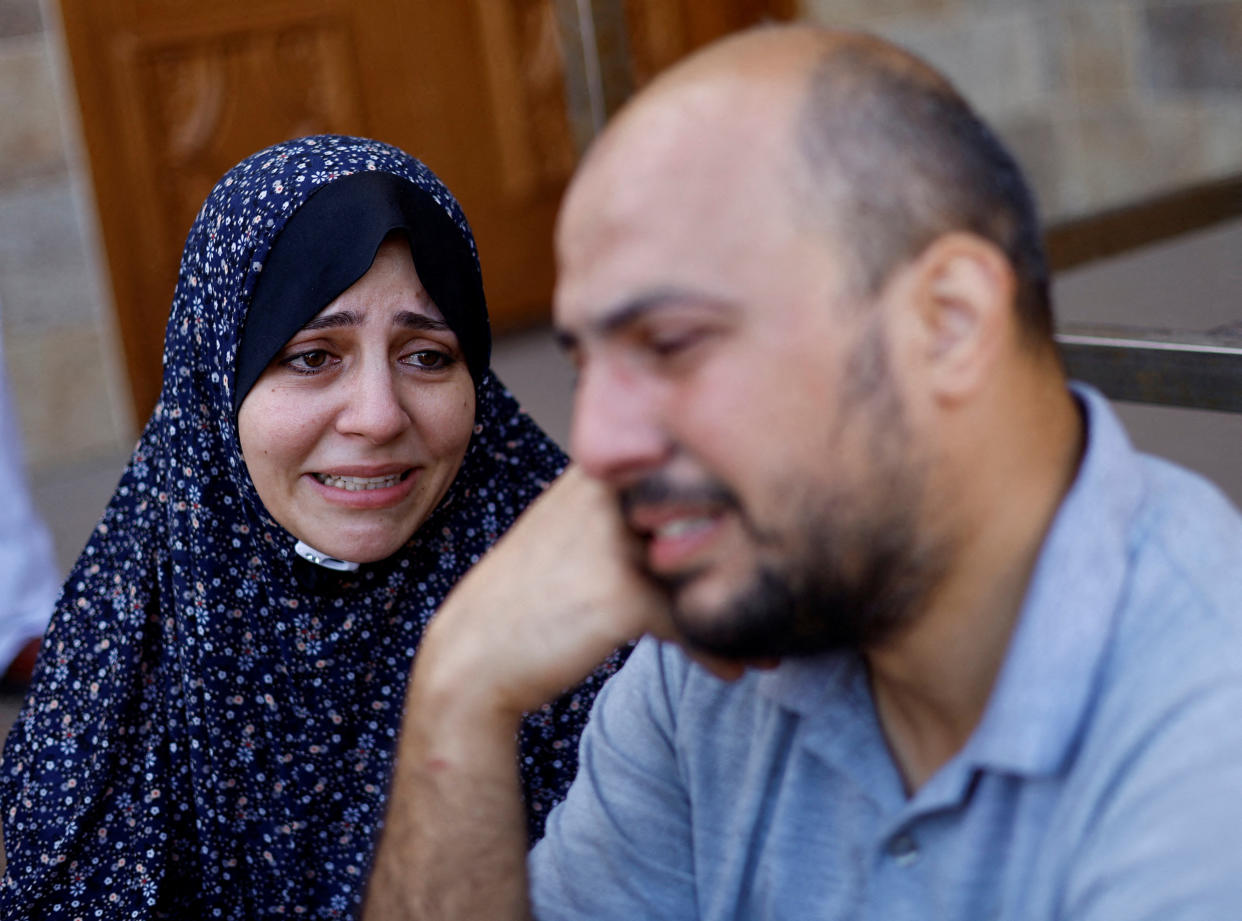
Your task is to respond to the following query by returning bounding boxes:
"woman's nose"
[334,360,410,444]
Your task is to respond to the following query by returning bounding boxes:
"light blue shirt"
[529,385,1242,920]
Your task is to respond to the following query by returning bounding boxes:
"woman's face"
[238,237,476,563]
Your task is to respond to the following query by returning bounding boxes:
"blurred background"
[2,0,1241,584]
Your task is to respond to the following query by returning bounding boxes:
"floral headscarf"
[0,135,621,919]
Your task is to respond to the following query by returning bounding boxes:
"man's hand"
[363,467,669,921]
[418,465,671,720]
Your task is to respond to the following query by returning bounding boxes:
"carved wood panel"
[473,0,578,199]
[61,1,365,418]
[623,0,689,87]
[622,0,797,89]
[58,0,795,420]
[117,16,363,298]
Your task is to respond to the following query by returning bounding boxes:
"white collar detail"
[294,540,360,572]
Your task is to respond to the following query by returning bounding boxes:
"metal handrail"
[1056,324,1242,414]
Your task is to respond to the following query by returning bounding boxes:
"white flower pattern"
[0,135,625,919]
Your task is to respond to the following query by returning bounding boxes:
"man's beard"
[621,322,944,660]
[662,484,938,659]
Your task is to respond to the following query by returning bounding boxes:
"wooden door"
[57,0,793,420]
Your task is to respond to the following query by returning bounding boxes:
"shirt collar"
[963,383,1143,778]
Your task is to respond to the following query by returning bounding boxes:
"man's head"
[554,25,1060,660]
[792,34,1051,344]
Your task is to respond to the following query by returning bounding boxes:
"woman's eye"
[405,350,453,370]
[282,350,333,373]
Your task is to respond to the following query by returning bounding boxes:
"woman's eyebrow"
[297,310,452,333]
[394,311,452,332]
[301,310,360,331]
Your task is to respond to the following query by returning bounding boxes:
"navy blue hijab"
[0,136,622,918]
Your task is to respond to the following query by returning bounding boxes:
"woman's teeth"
[314,472,404,491]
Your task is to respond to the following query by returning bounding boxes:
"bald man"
[364,25,1242,920]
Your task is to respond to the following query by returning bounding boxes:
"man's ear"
[897,232,1016,402]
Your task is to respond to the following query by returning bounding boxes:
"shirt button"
[887,832,920,866]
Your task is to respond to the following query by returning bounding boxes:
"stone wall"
[799,0,1242,223]
[0,0,131,475]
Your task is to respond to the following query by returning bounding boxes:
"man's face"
[554,85,941,659]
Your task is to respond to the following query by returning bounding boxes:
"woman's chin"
[301,529,412,566]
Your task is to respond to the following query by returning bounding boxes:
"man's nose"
[569,360,670,484]
[335,360,410,444]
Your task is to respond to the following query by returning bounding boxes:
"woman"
[0,135,621,918]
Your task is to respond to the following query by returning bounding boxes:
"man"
[364,24,1242,920]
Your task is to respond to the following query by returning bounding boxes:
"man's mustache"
[618,476,740,516]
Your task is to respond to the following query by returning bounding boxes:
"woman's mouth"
[313,471,409,491]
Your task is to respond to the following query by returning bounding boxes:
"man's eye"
[647,329,706,357]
